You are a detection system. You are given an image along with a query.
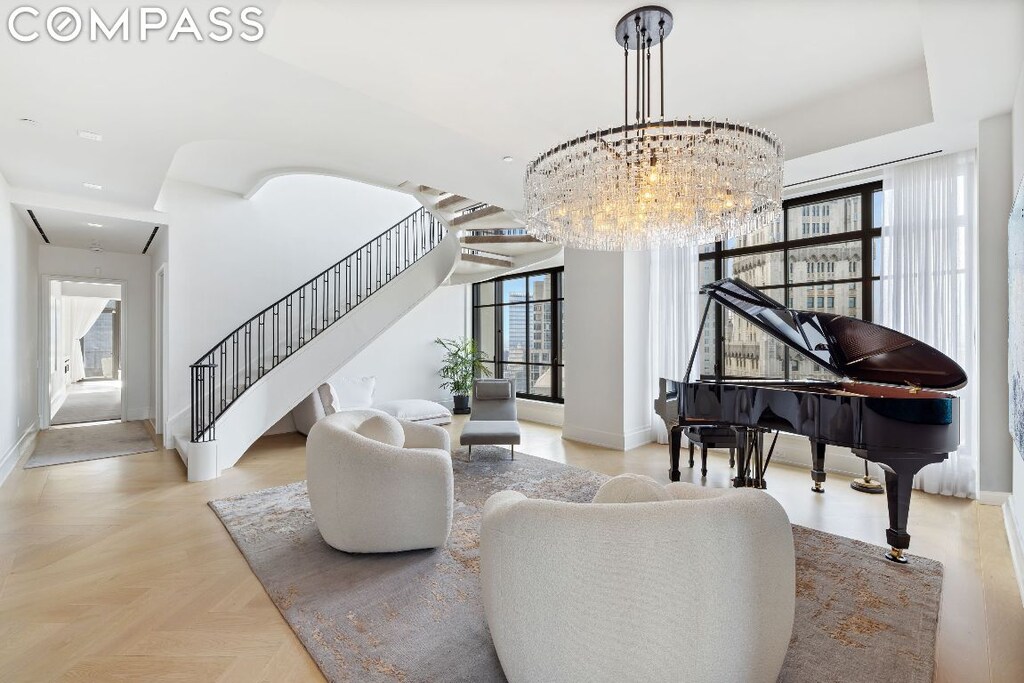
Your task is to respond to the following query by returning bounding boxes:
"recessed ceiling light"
[502,156,514,162]
[19,118,37,125]
[83,182,102,190]
[87,222,103,228]
[78,130,102,142]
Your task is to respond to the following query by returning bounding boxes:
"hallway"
[51,380,121,425]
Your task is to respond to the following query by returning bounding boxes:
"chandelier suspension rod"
[624,34,629,135]
[646,36,651,122]
[634,16,641,126]
[659,19,665,120]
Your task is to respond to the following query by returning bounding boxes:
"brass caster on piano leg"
[886,547,908,564]
[811,482,825,494]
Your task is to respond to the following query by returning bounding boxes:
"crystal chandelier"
[524,6,784,251]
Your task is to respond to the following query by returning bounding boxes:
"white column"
[562,249,652,450]
[977,113,1014,497]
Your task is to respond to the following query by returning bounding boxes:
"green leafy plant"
[435,337,491,396]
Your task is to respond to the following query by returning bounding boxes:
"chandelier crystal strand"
[524,7,784,251]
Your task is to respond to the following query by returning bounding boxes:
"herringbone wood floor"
[0,418,1021,682]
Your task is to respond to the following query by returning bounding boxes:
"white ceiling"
[0,0,1021,248]
[23,206,159,255]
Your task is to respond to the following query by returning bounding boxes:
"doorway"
[43,277,127,427]
[154,265,168,444]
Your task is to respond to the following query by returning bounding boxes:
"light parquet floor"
[0,417,1021,682]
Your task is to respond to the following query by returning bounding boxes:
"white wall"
[0,172,39,483]
[1007,66,1024,604]
[38,246,153,422]
[562,249,652,450]
[161,174,421,432]
[335,284,468,404]
[978,114,1015,495]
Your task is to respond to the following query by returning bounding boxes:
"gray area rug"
[25,421,156,469]
[52,383,121,425]
[209,446,943,683]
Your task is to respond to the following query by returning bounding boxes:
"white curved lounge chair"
[306,409,453,553]
[480,474,795,683]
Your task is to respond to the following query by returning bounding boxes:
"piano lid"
[701,278,968,391]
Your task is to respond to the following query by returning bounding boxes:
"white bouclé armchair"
[306,409,454,553]
[480,474,796,683]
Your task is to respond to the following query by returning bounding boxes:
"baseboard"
[172,433,189,466]
[979,490,1012,506]
[516,399,564,427]
[127,405,152,422]
[562,424,624,450]
[562,424,652,451]
[623,425,653,451]
[1003,496,1024,608]
[50,385,66,416]
[0,425,39,488]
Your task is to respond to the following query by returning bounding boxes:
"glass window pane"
[501,305,527,362]
[528,302,552,364]
[872,190,883,229]
[476,281,495,306]
[722,304,786,379]
[528,273,552,301]
[479,361,495,380]
[700,259,716,285]
[724,219,783,249]
[787,240,861,284]
[502,363,527,395]
[558,300,564,365]
[528,365,553,396]
[787,194,862,239]
[699,260,717,375]
[475,306,496,360]
[789,283,862,318]
[724,251,784,288]
[871,237,880,277]
[501,277,526,304]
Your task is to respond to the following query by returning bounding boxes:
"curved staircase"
[183,207,460,478]
[181,188,561,480]
[411,187,562,284]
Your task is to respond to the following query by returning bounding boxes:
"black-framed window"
[699,181,882,381]
[472,267,563,403]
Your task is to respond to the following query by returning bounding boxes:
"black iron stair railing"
[190,207,445,443]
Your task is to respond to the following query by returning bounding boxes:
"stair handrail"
[189,206,445,443]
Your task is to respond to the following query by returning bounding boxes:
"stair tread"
[450,205,504,226]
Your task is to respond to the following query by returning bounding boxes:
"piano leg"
[669,425,682,482]
[859,451,947,563]
[810,441,827,493]
[689,442,695,469]
[732,430,748,487]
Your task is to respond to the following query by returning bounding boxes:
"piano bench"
[680,426,738,478]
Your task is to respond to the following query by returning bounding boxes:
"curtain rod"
[784,149,944,189]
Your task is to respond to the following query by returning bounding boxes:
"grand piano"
[655,277,967,563]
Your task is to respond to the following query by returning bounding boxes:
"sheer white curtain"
[648,243,701,444]
[879,151,978,498]
[67,296,110,382]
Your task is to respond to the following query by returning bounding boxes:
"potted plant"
[435,337,491,414]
